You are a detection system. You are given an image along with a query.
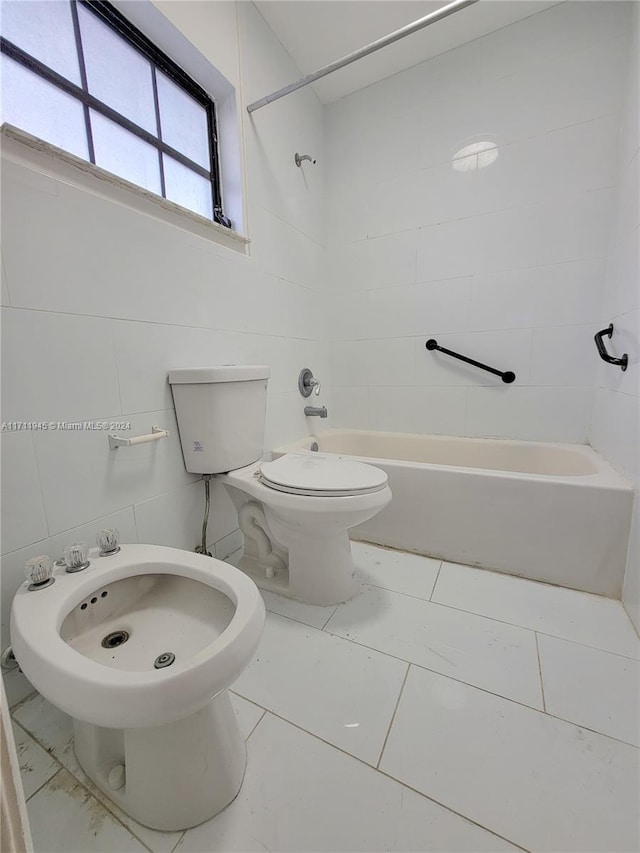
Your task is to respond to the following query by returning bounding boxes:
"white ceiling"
[254,0,559,103]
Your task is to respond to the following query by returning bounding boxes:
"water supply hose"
[195,475,213,557]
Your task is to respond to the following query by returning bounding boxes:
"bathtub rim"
[273,429,632,491]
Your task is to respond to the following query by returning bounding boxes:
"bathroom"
[1,0,639,850]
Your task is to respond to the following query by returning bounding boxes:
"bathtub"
[273,430,634,597]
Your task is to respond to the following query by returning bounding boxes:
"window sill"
[0,125,250,253]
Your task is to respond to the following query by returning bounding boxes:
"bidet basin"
[11,544,265,729]
[61,574,235,671]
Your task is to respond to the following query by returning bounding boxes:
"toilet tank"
[168,366,270,474]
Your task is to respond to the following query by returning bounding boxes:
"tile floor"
[9,541,640,853]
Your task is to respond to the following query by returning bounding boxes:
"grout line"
[169,831,186,853]
[245,709,267,742]
[132,503,140,543]
[25,765,63,804]
[363,579,440,605]
[2,304,325,342]
[26,429,54,539]
[535,632,547,713]
[375,662,410,769]
[253,709,531,853]
[622,599,640,642]
[262,606,337,634]
[12,719,157,852]
[425,595,640,662]
[259,600,638,740]
[294,620,640,748]
[8,687,38,715]
[228,689,269,742]
[314,623,639,745]
[424,557,640,651]
[107,318,125,418]
[255,707,384,770]
[432,601,640,661]
[429,561,443,601]
[374,766,533,853]
[319,627,549,715]
[1,504,140,558]
[321,606,338,630]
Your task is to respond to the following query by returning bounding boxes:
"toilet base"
[238,530,360,606]
[73,689,246,831]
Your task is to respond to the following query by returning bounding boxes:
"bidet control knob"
[97,528,120,556]
[64,542,90,573]
[24,555,53,588]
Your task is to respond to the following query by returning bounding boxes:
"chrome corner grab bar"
[594,324,628,371]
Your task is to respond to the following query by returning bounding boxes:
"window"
[0,0,230,226]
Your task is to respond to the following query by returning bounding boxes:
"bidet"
[11,544,265,830]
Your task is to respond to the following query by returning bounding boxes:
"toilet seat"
[259,453,388,497]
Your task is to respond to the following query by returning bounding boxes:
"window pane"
[0,1,81,85]
[163,156,212,219]
[157,72,209,168]
[0,54,88,160]
[78,4,156,134]
[91,111,161,195]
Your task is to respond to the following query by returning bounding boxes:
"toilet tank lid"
[168,365,270,384]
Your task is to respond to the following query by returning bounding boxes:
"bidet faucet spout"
[304,406,327,418]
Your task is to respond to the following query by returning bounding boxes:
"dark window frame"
[0,0,230,227]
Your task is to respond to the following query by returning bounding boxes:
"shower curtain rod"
[246,0,480,113]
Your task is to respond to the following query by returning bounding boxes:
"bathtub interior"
[275,429,605,477]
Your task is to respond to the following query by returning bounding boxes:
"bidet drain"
[101,630,129,649]
[154,652,175,669]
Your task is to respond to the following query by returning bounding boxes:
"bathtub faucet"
[304,406,327,418]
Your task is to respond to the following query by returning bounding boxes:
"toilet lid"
[260,454,388,497]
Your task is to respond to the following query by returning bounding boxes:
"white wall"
[326,2,631,443]
[0,1,329,651]
[590,4,640,632]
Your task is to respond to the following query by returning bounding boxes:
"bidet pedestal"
[74,689,245,831]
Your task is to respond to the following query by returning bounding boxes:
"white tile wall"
[0,2,330,653]
[1,431,49,555]
[368,278,473,338]
[587,5,640,632]
[465,386,594,443]
[1,309,121,424]
[327,2,632,444]
[1,507,138,650]
[327,229,417,293]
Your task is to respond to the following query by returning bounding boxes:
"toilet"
[169,366,391,606]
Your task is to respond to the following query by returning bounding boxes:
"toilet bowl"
[221,454,392,605]
[10,544,264,831]
[168,366,392,606]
